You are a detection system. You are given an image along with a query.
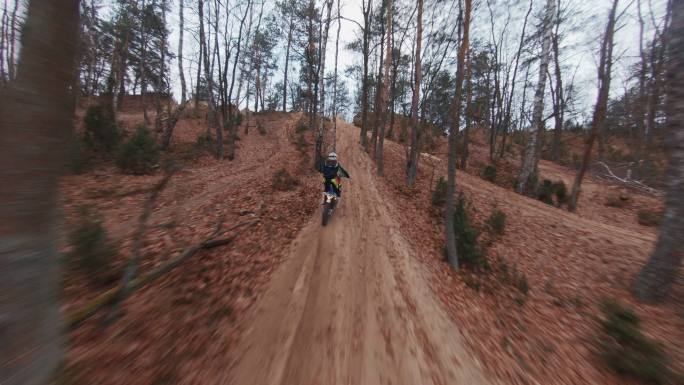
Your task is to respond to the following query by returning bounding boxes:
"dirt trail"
[225,121,490,385]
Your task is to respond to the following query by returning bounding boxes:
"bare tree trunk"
[643,2,672,168]
[516,0,556,195]
[226,0,251,160]
[550,0,564,163]
[445,0,471,270]
[461,50,472,170]
[370,1,386,156]
[568,0,619,211]
[7,0,17,81]
[195,47,202,111]
[140,0,149,125]
[178,0,187,104]
[332,0,341,150]
[634,0,683,302]
[1,3,7,84]
[406,0,423,186]
[315,0,334,167]
[199,0,222,159]
[375,0,393,176]
[360,0,372,148]
[283,14,294,112]
[499,0,533,161]
[0,1,79,384]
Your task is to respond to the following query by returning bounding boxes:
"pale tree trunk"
[195,48,202,111]
[315,0,334,167]
[360,0,372,148]
[634,0,682,302]
[460,52,472,170]
[1,5,6,84]
[375,0,393,176]
[140,0,149,125]
[199,0,222,159]
[499,0,533,161]
[0,1,79,384]
[633,0,648,173]
[226,0,251,160]
[332,0,341,150]
[370,7,385,157]
[644,1,672,169]
[283,14,293,112]
[178,0,187,104]
[516,0,556,195]
[568,0,618,211]
[8,0,17,81]
[551,25,565,163]
[406,0,423,186]
[445,0,471,270]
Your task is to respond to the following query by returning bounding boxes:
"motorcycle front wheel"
[322,201,331,226]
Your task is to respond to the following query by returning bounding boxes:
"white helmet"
[326,152,338,167]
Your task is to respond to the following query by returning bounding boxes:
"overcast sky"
[163,0,667,122]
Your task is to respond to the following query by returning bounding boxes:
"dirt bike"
[321,185,338,227]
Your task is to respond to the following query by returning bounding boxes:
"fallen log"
[66,218,259,329]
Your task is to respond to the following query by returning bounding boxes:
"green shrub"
[233,111,243,127]
[487,208,507,236]
[195,131,214,148]
[515,270,529,295]
[552,180,568,205]
[637,210,662,227]
[483,164,497,182]
[453,195,486,270]
[68,207,116,279]
[84,104,120,152]
[598,299,672,384]
[272,168,299,191]
[432,177,447,207]
[537,179,554,205]
[296,121,308,133]
[116,125,159,175]
[67,136,88,174]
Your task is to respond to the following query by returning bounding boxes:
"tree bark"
[551,24,565,163]
[516,0,556,195]
[461,50,472,170]
[375,0,393,176]
[370,2,386,157]
[178,0,187,104]
[406,0,423,186]
[332,0,341,150]
[226,0,251,160]
[445,0,471,270]
[568,0,619,211]
[360,0,372,149]
[316,0,334,167]
[634,0,683,302]
[0,1,79,384]
[499,0,533,161]
[283,13,294,112]
[199,0,222,159]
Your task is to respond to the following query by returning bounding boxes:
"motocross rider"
[319,152,350,203]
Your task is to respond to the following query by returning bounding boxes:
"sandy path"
[224,122,491,385]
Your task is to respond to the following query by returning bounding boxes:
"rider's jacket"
[319,163,350,181]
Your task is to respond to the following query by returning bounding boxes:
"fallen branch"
[595,161,664,196]
[104,171,175,325]
[66,218,259,329]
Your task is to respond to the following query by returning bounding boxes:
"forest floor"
[378,126,684,384]
[58,110,322,384]
[57,111,683,385]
